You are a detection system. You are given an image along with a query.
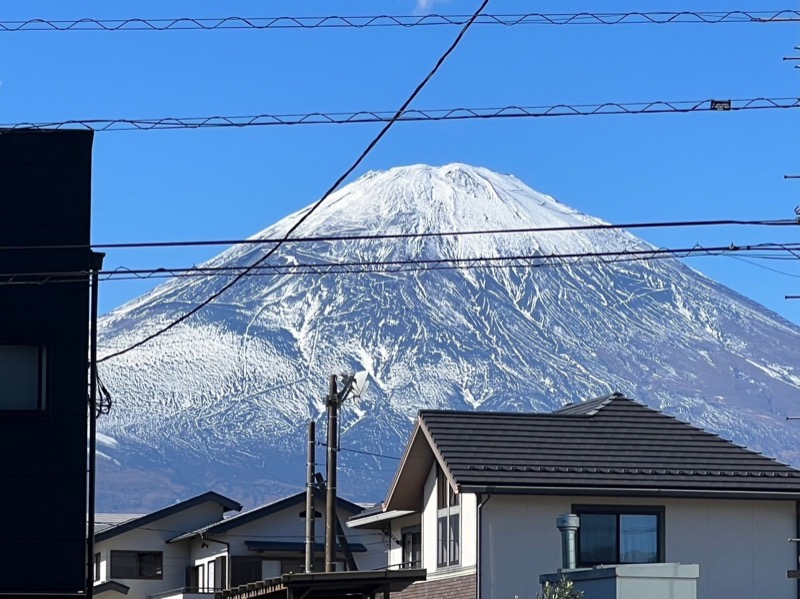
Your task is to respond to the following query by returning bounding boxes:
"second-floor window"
[436,466,460,567]
[402,526,421,569]
[0,345,46,411]
[110,550,163,579]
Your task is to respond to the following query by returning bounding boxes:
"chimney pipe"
[556,514,580,570]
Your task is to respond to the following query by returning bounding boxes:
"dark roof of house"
[168,491,365,543]
[95,491,242,543]
[93,580,130,596]
[395,393,800,502]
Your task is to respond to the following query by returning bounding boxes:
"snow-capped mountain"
[97,164,800,511]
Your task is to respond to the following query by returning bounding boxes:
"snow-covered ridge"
[97,164,800,511]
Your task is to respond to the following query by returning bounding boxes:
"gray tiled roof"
[420,393,800,497]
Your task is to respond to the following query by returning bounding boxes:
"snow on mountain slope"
[97,164,800,511]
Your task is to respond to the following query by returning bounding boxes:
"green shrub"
[538,576,584,599]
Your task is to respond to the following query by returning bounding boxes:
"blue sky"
[2,1,798,319]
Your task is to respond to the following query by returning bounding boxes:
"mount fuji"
[96,164,800,511]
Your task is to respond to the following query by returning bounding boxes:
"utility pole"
[325,375,339,573]
[322,370,368,573]
[304,421,316,573]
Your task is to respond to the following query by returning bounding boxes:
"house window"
[0,345,46,411]
[93,552,101,581]
[402,526,421,569]
[436,466,460,567]
[110,550,163,579]
[573,505,664,567]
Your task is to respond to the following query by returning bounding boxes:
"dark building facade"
[0,130,94,595]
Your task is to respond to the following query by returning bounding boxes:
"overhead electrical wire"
[91,243,800,279]
[0,217,791,252]
[95,0,491,364]
[0,10,797,32]
[4,97,798,133]
[8,242,800,286]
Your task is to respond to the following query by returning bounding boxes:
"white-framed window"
[436,466,460,567]
[401,526,421,569]
[0,345,46,411]
[574,505,664,567]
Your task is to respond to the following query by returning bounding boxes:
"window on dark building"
[0,345,46,411]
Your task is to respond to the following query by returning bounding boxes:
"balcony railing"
[149,587,224,599]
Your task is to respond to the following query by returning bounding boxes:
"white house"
[167,491,388,592]
[348,393,800,599]
[93,491,242,599]
[93,490,387,599]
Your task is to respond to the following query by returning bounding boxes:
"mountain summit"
[97,164,800,511]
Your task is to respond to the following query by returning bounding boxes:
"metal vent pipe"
[556,514,580,570]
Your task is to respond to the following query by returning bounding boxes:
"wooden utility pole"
[325,375,339,572]
[304,421,316,573]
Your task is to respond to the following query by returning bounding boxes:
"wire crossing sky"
[0,10,797,31]
[0,0,797,323]
[95,0,491,363]
[4,96,798,132]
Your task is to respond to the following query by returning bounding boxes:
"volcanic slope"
[97,164,800,510]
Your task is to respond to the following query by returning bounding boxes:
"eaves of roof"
[168,491,365,543]
[95,491,242,543]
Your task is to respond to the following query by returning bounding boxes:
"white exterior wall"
[420,464,478,574]
[389,514,422,568]
[460,492,477,569]
[422,466,438,572]
[480,494,797,599]
[95,527,191,599]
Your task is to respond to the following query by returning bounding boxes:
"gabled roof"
[168,491,364,543]
[95,491,242,543]
[384,393,800,509]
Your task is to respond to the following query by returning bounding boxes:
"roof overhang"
[383,417,455,512]
[347,509,415,529]
[93,580,130,596]
[459,484,800,501]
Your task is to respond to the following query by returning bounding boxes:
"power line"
[318,442,400,461]
[8,242,800,286]
[96,0,490,364]
[92,243,800,279]
[1,10,797,32]
[5,97,798,133]
[0,217,790,252]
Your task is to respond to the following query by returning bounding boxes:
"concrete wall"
[481,494,797,599]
